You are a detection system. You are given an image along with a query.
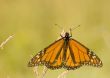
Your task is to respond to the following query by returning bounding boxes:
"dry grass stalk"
[33,66,48,78]
[57,70,69,78]
[33,66,39,78]
[0,35,14,49]
[40,66,48,78]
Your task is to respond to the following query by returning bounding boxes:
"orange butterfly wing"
[64,38,103,70]
[28,37,103,70]
[28,38,65,69]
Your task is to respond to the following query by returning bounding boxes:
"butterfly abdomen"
[63,34,70,61]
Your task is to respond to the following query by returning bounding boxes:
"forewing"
[64,38,102,70]
[28,38,64,69]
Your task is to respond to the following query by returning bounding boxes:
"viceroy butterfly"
[28,29,103,70]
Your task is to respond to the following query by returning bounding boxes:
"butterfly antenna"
[69,25,80,37]
[54,24,65,37]
[71,25,80,31]
[54,24,63,29]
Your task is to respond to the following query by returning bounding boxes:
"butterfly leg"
[41,66,48,78]
[57,70,69,78]
[60,29,65,38]
[69,28,72,37]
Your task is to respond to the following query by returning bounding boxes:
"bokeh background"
[0,0,110,78]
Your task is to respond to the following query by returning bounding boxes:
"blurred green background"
[0,0,110,78]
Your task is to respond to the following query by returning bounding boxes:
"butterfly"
[28,29,103,70]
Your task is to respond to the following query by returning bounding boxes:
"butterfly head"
[60,29,72,40]
[60,28,73,39]
[65,32,70,38]
[60,32,72,40]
